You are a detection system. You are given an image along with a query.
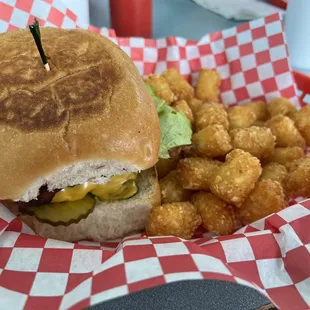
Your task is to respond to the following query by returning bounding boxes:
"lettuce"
[146,85,192,159]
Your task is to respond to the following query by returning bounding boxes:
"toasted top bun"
[0,28,160,201]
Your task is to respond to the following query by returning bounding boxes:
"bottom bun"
[30,168,160,242]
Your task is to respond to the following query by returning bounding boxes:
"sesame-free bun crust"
[0,28,160,200]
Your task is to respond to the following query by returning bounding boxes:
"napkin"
[192,0,285,20]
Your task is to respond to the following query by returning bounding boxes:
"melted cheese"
[52,173,138,203]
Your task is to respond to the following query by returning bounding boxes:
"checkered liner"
[0,0,309,309]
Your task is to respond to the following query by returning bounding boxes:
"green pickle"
[31,194,96,226]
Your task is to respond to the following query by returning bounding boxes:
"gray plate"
[89,280,276,310]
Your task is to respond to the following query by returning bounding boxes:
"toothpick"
[29,18,50,71]
[44,63,50,72]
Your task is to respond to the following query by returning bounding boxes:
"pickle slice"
[32,194,96,226]
[92,179,138,201]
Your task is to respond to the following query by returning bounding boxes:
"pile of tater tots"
[145,68,310,239]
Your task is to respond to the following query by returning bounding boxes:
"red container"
[293,70,310,105]
[269,0,288,10]
[110,0,152,38]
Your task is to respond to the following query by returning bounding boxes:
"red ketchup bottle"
[110,0,152,38]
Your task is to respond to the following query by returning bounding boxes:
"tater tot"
[191,192,237,235]
[230,126,275,159]
[195,69,220,102]
[237,179,287,224]
[188,98,203,116]
[162,68,194,101]
[267,97,297,118]
[266,115,306,148]
[144,74,175,104]
[146,202,202,239]
[287,110,298,120]
[195,102,229,131]
[182,145,204,158]
[182,145,225,160]
[156,146,181,179]
[192,124,232,157]
[246,101,267,121]
[260,162,288,188]
[287,156,310,197]
[172,100,194,125]
[252,120,265,127]
[156,157,179,179]
[228,105,257,129]
[294,105,310,146]
[159,170,193,203]
[177,157,222,191]
[210,149,262,207]
[264,147,305,168]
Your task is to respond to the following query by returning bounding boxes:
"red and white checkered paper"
[0,1,309,309]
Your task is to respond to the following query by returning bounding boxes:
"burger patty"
[17,186,59,209]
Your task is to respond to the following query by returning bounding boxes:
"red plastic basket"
[269,0,287,10]
[293,70,310,106]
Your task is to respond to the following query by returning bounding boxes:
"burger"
[0,27,191,242]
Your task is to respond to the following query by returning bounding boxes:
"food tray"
[0,1,309,309]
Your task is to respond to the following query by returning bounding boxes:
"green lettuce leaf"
[146,84,192,159]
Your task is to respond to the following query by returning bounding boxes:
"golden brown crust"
[287,156,310,197]
[210,149,262,207]
[265,115,305,148]
[246,101,267,121]
[195,102,229,131]
[264,147,305,168]
[146,202,201,239]
[228,105,256,129]
[229,126,275,159]
[191,192,237,235]
[144,74,175,104]
[192,124,232,158]
[172,100,194,125]
[237,179,287,224]
[267,97,296,118]
[294,105,310,146]
[195,69,220,102]
[260,162,288,188]
[0,28,160,199]
[162,68,194,101]
[159,170,192,203]
[177,157,222,191]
